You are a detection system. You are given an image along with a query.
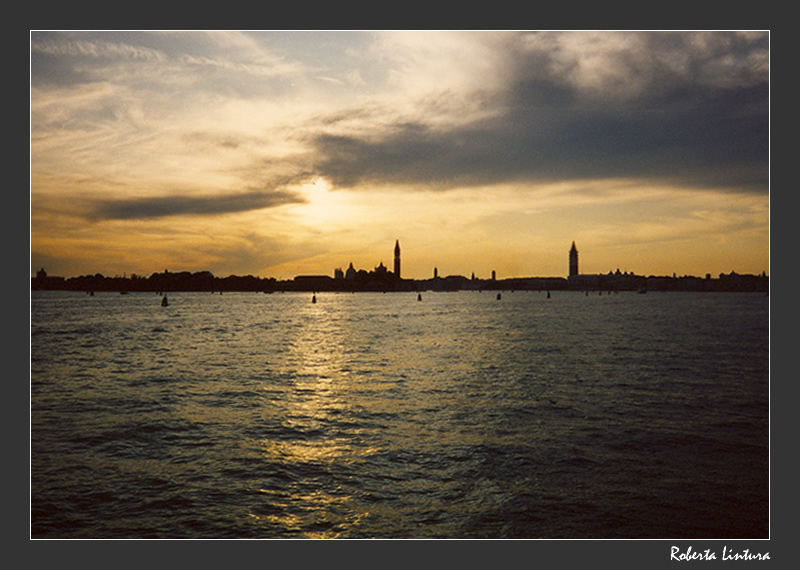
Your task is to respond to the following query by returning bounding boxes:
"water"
[30,290,769,539]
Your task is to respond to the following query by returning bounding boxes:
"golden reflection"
[253,294,374,537]
[290,294,348,380]
[248,493,370,539]
[261,436,380,464]
[261,296,382,463]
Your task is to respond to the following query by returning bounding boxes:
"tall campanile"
[569,242,579,277]
[394,240,401,279]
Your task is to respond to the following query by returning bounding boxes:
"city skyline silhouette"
[32,239,768,293]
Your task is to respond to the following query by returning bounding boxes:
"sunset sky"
[30,31,769,281]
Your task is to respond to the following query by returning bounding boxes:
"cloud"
[516,31,768,98]
[88,187,304,221]
[31,35,167,63]
[306,94,768,193]
[305,31,769,194]
[33,30,768,199]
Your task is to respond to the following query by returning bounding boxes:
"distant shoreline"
[31,269,768,294]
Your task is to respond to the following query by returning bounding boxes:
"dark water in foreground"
[30,290,769,539]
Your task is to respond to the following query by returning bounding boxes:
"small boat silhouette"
[161,296,169,307]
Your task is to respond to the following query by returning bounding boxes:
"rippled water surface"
[30,290,769,539]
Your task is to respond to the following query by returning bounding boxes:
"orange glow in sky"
[31,31,769,280]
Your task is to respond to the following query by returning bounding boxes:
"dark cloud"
[309,100,768,193]
[309,31,768,194]
[89,188,304,221]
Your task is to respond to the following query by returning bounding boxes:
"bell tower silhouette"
[569,242,579,277]
[394,240,401,279]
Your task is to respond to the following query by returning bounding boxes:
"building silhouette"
[32,238,768,293]
[394,240,401,279]
[569,242,579,277]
